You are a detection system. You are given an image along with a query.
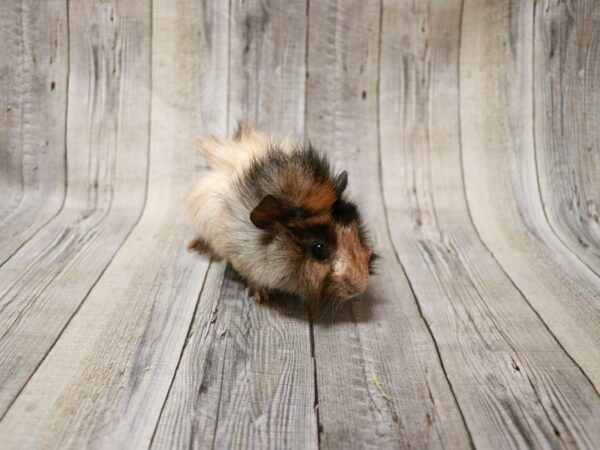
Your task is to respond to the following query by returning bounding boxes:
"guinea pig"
[187,124,375,312]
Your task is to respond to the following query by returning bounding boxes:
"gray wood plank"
[534,0,600,276]
[0,2,218,448]
[0,0,150,419]
[0,0,216,448]
[0,0,67,264]
[227,0,307,137]
[152,1,318,448]
[305,1,471,448]
[380,0,600,448]
[0,0,597,448]
[461,0,600,393]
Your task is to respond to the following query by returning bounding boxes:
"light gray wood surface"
[306,1,470,448]
[382,1,599,447]
[0,0,67,264]
[534,0,600,276]
[0,0,211,447]
[461,0,600,392]
[0,0,150,418]
[0,0,599,449]
[152,1,317,448]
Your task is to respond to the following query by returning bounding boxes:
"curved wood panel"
[153,0,318,448]
[0,0,150,420]
[381,0,600,447]
[534,0,600,275]
[0,0,67,264]
[0,0,215,447]
[0,0,597,447]
[306,1,471,448]
[461,0,600,392]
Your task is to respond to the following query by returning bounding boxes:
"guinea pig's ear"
[250,195,289,229]
[334,170,348,195]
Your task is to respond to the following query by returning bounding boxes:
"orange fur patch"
[337,224,371,294]
[301,184,336,211]
[279,168,337,212]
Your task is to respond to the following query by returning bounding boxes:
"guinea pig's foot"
[245,285,269,303]
[187,236,208,254]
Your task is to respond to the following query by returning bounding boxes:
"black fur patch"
[286,223,336,246]
[240,143,340,220]
[240,141,375,255]
[242,144,329,196]
[331,199,359,225]
[289,142,332,183]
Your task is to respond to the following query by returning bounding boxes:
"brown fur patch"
[278,168,337,213]
[301,184,337,211]
[250,195,286,229]
[300,258,332,309]
[303,213,332,226]
[337,224,371,294]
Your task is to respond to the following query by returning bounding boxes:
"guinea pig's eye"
[311,241,330,261]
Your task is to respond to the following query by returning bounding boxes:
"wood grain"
[0,0,67,264]
[0,0,150,421]
[305,1,471,448]
[0,0,219,448]
[534,0,600,276]
[0,0,598,448]
[152,1,318,449]
[380,0,600,447]
[461,0,600,393]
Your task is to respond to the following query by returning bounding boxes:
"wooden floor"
[1,0,599,448]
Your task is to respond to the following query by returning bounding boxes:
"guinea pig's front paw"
[245,285,270,303]
[187,236,208,254]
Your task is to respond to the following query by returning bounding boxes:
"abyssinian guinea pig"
[187,124,375,313]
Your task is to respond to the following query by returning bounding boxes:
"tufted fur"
[187,124,374,311]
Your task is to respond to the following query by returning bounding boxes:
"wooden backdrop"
[0,0,599,448]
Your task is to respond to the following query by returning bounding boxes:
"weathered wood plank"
[380,0,600,448]
[305,1,471,448]
[0,0,218,448]
[227,0,307,137]
[0,1,598,448]
[152,1,318,448]
[461,0,600,392]
[0,0,229,447]
[0,0,67,264]
[534,0,600,276]
[0,0,150,419]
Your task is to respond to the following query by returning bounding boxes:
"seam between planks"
[456,0,600,399]
[304,0,321,448]
[529,2,600,280]
[211,0,232,445]
[0,0,156,423]
[210,332,229,450]
[15,0,25,211]
[304,0,310,143]
[375,0,475,447]
[226,0,232,133]
[309,314,321,448]
[0,0,70,270]
[148,257,214,449]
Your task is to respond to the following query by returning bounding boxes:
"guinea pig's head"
[250,169,376,312]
